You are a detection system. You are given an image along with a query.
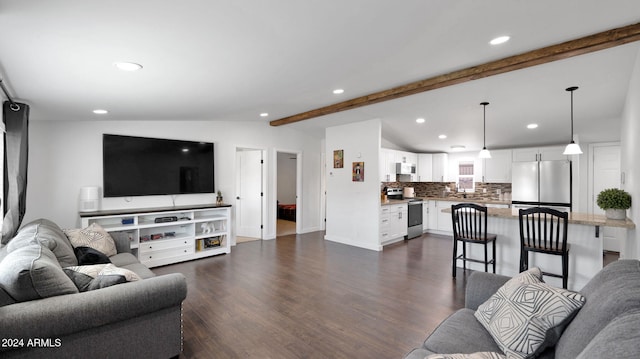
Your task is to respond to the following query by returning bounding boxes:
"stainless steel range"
[385,187,423,240]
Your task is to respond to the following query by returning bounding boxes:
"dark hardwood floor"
[152,232,470,358]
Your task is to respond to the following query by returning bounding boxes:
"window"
[458,161,475,192]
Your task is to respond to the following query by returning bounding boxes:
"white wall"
[277,152,297,204]
[25,120,323,239]
[324,119,381,251]
[620,47,640,259]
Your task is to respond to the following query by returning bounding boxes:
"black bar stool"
[519,207,570,288]
[451,203,497,278]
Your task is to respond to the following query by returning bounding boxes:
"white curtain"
[2,100,29,244]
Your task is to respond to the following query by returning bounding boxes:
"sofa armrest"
[0,273,187,343]
[465,271,510,310]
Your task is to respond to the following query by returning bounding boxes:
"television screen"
[103,134,214,197]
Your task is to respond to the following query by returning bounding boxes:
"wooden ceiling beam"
[270,21,640,127]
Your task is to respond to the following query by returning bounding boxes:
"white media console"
[80,204,231,268]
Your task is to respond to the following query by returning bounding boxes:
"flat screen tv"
[103,134,214,197]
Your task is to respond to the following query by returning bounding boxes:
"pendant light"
[563,86,583,155]
[478,102,491,159]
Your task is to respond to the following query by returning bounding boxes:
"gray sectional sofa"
[0,219,187,359]
[405,259,640,359]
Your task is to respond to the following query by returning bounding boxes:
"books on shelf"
[196,235,225,251]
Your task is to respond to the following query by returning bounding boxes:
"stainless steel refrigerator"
[511,160,572,210]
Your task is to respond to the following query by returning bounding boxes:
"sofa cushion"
[575,310,640,359]
[0,243,79,301]
[555,260,640,358]
[63,223,117,257]
[475,267,585,359]
[423,308,502,354]
[8,219,78,267]
[63,263,141,292]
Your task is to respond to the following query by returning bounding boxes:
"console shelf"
[80,204,231,267]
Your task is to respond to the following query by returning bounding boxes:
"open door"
[276,151,298,237]
[235,148,263,240]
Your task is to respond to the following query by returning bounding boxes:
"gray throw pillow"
[0,244,79,302]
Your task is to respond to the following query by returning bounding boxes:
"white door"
[592,145,621,252]
[236,149,263,238]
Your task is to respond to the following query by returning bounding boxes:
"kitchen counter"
[441,206,635,290]
[441,207,635,229]
[381,197,511,206]
[422,197,511,206]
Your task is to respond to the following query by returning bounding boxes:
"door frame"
[234,147,267,244]
[273,148,303,236]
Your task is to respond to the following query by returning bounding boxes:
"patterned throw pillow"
[474,268,586,359]
[426,352,506,359]
[64,223,117,257]
[63,263,141,292]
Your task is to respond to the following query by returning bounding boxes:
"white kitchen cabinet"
[417,153,433,182]
[436,201,455,232]
[425,200,458,234]
[483,149,512,183]
[422,201,429,231]
[512,146,567,162]
[432,153,449,182]
[380,203,408,244]
[379,148,399,182]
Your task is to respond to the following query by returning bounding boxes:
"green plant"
[596,188,631,210]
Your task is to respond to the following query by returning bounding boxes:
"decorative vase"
[605,208,626,220]
[216,196,223,205]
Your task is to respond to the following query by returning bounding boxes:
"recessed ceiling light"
[333,89,344,94]
[114,62,143,71]
[416,118,425,124]
[438,134,447,139]
[93,109,108,114]
[489,36,510,45]
[527,123,538,129]
[450,145,466,151]
[260,112,269,117]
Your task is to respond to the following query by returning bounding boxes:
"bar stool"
[519,207,570,289]
[451,203,497,278]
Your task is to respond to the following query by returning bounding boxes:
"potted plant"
[596,188,631,220]
[216,190,223,205]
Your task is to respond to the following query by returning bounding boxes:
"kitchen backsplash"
[381,181,512,201]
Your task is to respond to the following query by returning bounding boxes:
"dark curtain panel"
[2,101,29,244]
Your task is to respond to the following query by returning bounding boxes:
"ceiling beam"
[270,21,640,127]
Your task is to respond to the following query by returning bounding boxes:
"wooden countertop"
[441,207,635,229]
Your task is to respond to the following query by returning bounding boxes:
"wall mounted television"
[103,134,214,197]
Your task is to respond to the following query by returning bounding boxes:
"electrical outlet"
[483,188,487,193]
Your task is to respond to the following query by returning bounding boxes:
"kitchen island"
[441,207,635,291]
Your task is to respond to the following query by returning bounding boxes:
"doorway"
[235,148,265,243]
[276,151,298,237]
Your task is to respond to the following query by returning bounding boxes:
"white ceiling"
[0,0,639,153]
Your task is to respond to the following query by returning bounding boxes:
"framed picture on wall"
[333,149,344,168]
[352,162,364,182]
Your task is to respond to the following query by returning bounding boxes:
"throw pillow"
[426,353,506,359]
[74,246,112,265]
[474,268,586,359]
[63,263,141,292]
[0,244,79,302]
[64,223,117,257]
